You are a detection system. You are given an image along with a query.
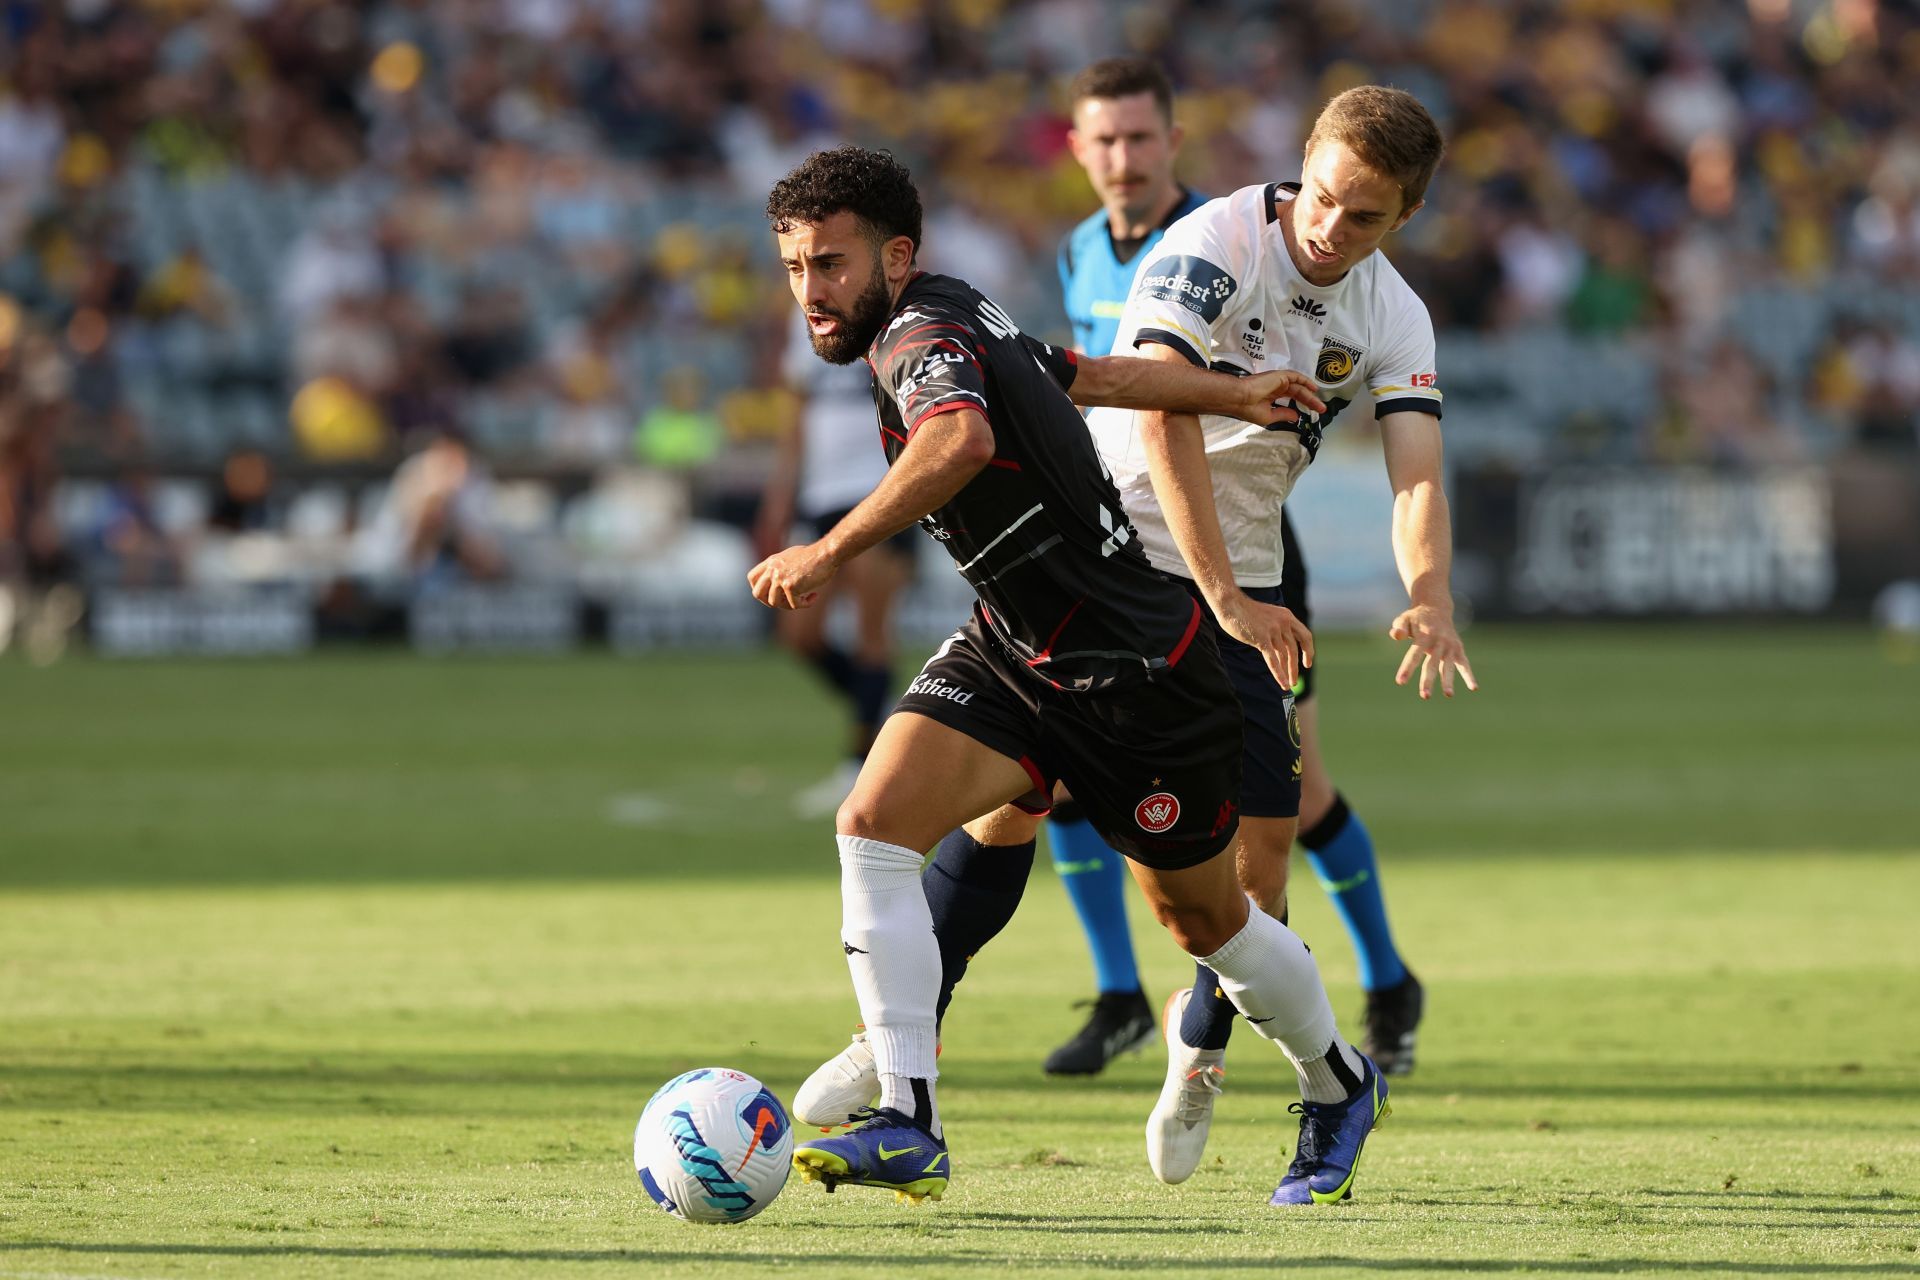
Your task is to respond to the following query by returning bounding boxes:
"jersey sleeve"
[1019,332,1078,393]
[1112,199,1246,367]
[871,301,993,433]
[1366,292,1443,420]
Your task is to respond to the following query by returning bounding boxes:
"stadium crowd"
[2,0,1918,630]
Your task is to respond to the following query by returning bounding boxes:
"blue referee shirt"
[1058,187,1209,355]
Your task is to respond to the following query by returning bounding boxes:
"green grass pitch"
[3,625,1918,1278]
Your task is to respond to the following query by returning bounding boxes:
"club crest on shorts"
[1135,791,1181,833]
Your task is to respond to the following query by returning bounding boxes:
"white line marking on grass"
[605,793,675,826]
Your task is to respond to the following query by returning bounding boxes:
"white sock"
[1198,909,1365,1104]
[837,834,940,1090]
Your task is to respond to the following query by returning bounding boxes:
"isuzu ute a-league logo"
[1135,791,1181,833]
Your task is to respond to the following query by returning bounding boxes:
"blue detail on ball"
[741,1089,788,1152]
[638,1165,677,1214]
[664,1105,756,1217]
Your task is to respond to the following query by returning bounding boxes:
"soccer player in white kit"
[1083,85,1478,1190]
[757,310,918,817]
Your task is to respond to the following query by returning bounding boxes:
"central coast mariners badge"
[1316,335,1364,385]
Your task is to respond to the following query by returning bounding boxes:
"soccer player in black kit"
[751,147,1385,1207]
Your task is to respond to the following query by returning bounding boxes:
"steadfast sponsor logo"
[1137,255,1237,322]
[907,673,976,705]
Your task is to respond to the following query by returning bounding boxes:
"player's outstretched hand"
[1388,602,1478,700]
[1229,369,1327,427]
[748,543,836,610]
[1215,592,1313,691]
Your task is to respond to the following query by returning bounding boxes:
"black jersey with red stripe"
[865,272,1202,692]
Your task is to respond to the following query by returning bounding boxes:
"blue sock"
[1180,963,1237,1051]
[923,828,1035,1026]
[1047,804,1141,995]
[1300,794,1406,992]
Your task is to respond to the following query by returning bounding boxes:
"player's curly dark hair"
[766,146,923,256]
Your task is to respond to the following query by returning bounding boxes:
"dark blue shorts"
[1173,576,1303,821]
[1279,509,1313,703]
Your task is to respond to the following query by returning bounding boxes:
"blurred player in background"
[756,311,916,818]
[756,146,1389,1208]
[1044,58,1426,1086]
[1083,82,1473,1186]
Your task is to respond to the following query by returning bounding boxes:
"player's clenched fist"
[749,543,837,610]
[1389,602,1478,700]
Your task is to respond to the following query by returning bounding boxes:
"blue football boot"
[1269,1054,1390,1205]
[792,1107,949,1203]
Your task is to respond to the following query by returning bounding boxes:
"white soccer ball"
[634,1068,793,1224]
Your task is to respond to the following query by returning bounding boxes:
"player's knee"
[834,793,891,843]
[1152,897,1247,959]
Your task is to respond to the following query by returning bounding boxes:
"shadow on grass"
[6,1055,1918,1112]
[3,1242,1916,1273]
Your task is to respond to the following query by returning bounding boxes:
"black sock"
[807,645,858,700]
[909,1077,941,1141]
[848,659,894,730]
[922,828,1036,1026]
[1324,1039,1362,1095]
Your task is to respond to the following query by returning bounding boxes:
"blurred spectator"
[1813,320,1920,451]
[208,448,278,534]
[92,462,183,587]
[1648,341,1804,467]
[362,429,506,590]
[0,0,1915,487]
[0,403,78,659]
[635,367,721,471]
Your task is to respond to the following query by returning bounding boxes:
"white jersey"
[782,310,889,518]
[1085,182,1443,587]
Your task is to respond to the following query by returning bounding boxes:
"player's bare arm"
[1132,343,1313,689]
[1380,408,1476,699]
[1068,354,1326,428]
[748,407,993,610]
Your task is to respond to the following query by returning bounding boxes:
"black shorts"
[1279,509,1313,703]
[1164,577,1302,820]
[894,610,1242,870]
[808,508,920,559]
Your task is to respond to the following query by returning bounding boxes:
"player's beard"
[806,263,892,365]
